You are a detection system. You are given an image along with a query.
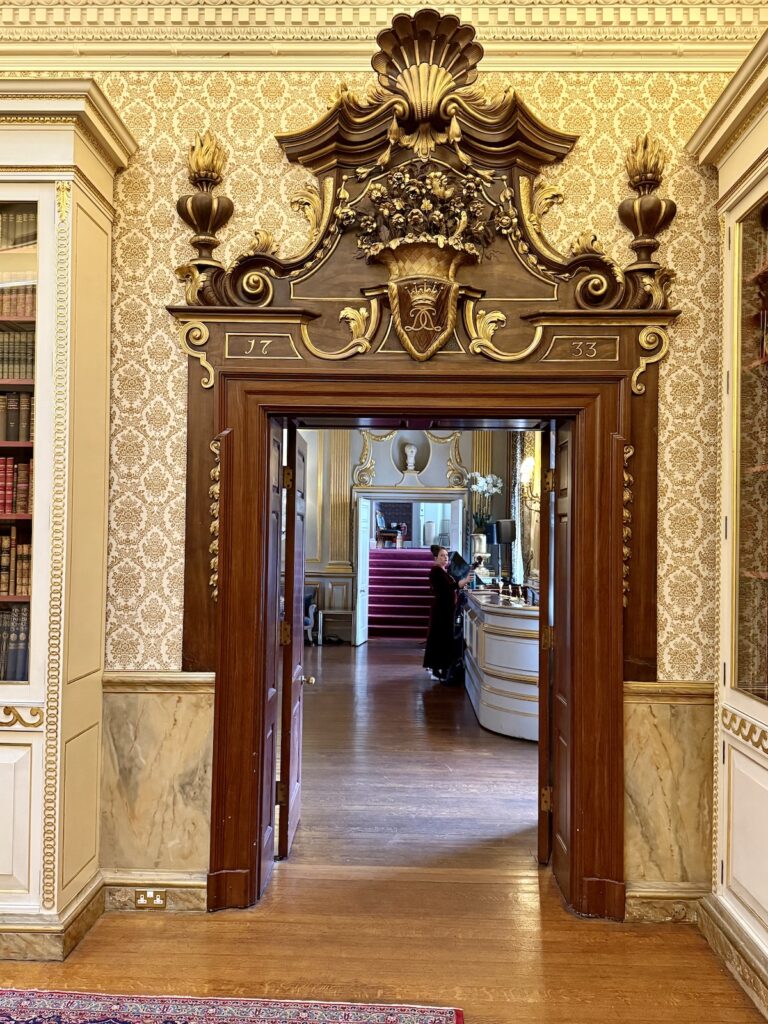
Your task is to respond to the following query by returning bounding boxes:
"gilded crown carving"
[172,6,678,366]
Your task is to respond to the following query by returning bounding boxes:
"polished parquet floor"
[1,643,761,1023]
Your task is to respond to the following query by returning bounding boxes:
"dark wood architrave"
[170,6,680,924]
[207,370,627,920]
[178,309,667,687]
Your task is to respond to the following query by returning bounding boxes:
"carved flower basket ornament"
[341,162,495,361]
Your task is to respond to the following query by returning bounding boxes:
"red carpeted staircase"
[368,548,434,640]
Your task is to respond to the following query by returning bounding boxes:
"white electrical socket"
[134,888,167,909]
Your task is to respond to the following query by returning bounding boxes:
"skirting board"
[624,883,710,923]
[0,879,104,962]
[102,870,207,912]
[698,895,768,1019]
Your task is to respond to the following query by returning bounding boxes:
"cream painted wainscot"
[688,28,768,1018]
[464,591,539,741]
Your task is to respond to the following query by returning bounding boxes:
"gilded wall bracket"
[631,326,670,395]
[179,321,214,388]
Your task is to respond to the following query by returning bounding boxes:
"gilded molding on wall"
[425,431,470,487]
[722,708,768,755]
[471,432,493,520]
[43,179,72,909]
[352,429,397,487]
[0,705,44,728]
[328,430,351,565]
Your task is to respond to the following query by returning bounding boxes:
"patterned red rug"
[0,990,463,1024]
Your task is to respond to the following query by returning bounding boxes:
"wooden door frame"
[209,370,626,920]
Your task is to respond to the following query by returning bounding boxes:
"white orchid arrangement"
[468,472,503,529]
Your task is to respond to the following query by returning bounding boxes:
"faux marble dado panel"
[100,692,212,872]
[58,68,724,674]
[625,701,713,885]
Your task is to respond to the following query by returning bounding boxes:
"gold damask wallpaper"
[91,69,727,679]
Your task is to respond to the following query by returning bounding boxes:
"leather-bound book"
[6,392,19,441]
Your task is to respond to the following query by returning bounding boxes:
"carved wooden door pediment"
[169,8,677,381]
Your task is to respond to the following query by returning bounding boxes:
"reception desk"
[464,591,540,741]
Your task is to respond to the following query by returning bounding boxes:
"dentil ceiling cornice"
[0,0,765,71]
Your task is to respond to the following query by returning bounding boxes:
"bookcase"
[688,30,768,1014]
[0,202,36,684]
[0,82,136,955]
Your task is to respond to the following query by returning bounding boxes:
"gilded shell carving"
[371,10,483,123]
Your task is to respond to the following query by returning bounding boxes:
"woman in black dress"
[423,545,473,681]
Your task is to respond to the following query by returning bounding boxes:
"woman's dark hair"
[430,544,446,558]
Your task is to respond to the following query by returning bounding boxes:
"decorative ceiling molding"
[0,2,764,71]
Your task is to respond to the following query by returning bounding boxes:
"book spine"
[0,533,10,595]
[4,457,13,515]
[17,605,28,682]
[6,391,18,441]
[23,544,31,595]
[0,394,7,442]
[9,526,16,596]
[18,392,29,442]
[16,462,28,515]
[7,605,20,681]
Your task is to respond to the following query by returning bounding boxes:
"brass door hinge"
[283,466,293,490]
[544,468,556,493]
[280,621,291,646]
[541,625,554,651]
[276,779,288,806]
[540,786,553,813]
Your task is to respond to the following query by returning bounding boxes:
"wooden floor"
[2,643,760,1022]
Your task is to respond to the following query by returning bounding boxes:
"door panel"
[278,428,308,859]
[552,420,573,903]
[353,497,370,646]
[258,420,284,894]
[537,426,554,865]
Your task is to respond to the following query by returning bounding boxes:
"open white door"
[449,499,464,552]
[353,497,371,646]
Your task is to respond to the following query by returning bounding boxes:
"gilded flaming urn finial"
[618,133,676,270]
[177,130,234,262]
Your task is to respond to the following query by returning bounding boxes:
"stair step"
[369,624,428,637]
[368,585,430,593]
[369,610,430,621]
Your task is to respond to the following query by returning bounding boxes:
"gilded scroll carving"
[352,429,397,486]
[425,431,470,487]
[179,321,214,388]
[632,326,671,396]
[1,705,43,728]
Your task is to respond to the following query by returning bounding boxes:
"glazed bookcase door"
[0,200,35,686]
[0,183,54,913]
[733,197,768,705]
